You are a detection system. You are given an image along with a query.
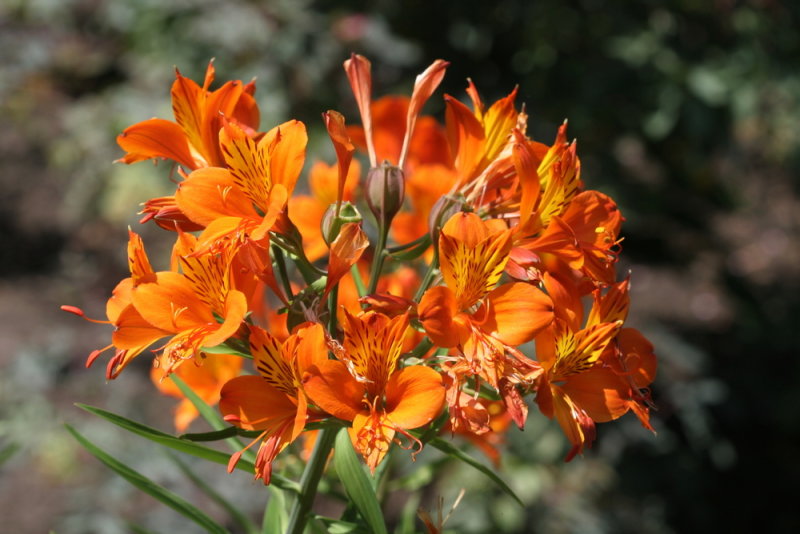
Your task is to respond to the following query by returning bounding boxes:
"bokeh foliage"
[1,0,798,532]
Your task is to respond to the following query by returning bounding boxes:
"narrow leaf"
[76,403,300,493]
[168,452,258,534]
[65,424,229,534]
[427,436,523,506]
[333,428,388,534]
[263,486,288,534]
[169,374,255,462]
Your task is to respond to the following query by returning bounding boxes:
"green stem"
[366,224,389,296]
[285,426,338,534]
[413,248,439,302]
[272,245,294,299]
[350,264,367,299]
[328,284,339,338]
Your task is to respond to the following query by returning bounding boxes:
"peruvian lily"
[220,322,328,484]
[302,310,445,472]
[534,272,653,460]
[62,229,170,378]
[175,118,307,253]
[418,212,554,426]
[117,60,259,170]
[112,231,248,375]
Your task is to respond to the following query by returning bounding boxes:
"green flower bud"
[365,162,405,227]
[321,201,362,246]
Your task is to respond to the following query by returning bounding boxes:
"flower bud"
[365,162,405,227]
[321,201,362,246]
[428,192,466,243]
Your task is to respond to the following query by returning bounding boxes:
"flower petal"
[385,366,445,429]
[478,282,554,346]
[302,360,364,421]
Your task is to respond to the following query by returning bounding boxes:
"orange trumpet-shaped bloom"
[220,323,328,484]
[535,274,655,460]
[419,212,553,358]
[302,310,445,472]
[63,229,171,379]
[113,232,247,375]
[117,60,259,170]
[175,119,306,252]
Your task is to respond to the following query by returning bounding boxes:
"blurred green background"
[1,0,798,532]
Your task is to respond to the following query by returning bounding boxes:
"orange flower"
[220,323,328,484]
[113,232,247,375]
[534,273,655,460]
[62,230,172,378]
[302,310,445,472]
[175,119,307,251]
[117,60,259,170]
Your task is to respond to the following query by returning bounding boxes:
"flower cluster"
[65,55,656,483]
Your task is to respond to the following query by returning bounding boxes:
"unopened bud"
[321,201,362,246]
[428,192,466,243]
[365,162,405,227]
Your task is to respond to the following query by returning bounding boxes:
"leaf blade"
[65,424,230,534]
[333,428,388,534]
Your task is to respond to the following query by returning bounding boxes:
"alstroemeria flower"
[176,119,307,252]
[220,322,328,484]
[112,231,247,375]
[534,273,655,460]
[302,310,445,472]
[117,60,259,170]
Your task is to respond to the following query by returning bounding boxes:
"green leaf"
[314,516,370,534]
[75,403,300,493]
[427,436,523,506]
[168,452,259,534]
[169,374,255,463]
[65,424,230,534]
[333,428,388,534]
[263,486,288,534]
[388,234,431,261]
[201,344,253,359]
[180,427,253,442]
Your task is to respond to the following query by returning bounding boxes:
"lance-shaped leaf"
[424,435,523,506]
[333,428,388,534]
[65,424,230,534]
[325,222,368,298]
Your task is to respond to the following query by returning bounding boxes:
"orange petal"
[111,303,171,350]
[132,273,211,331]
[176,167,257,227]
[444,95,485,184]
[220,375,299,431]
[116,118,197,169]
[418,286,468,348]
[266,120,308,197]
[344,54,376,166]
[561,366,631,423]
[616,328,657,388]
[385,366,445,429]
[350,411,395,473]
[202,289,248,348]
[302,360,364,421]
[325,222,369,298]
[478,282,554,346]
[399,59,449,167]
[322,110,355,207]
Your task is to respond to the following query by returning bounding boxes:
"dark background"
[1,1,797,532]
